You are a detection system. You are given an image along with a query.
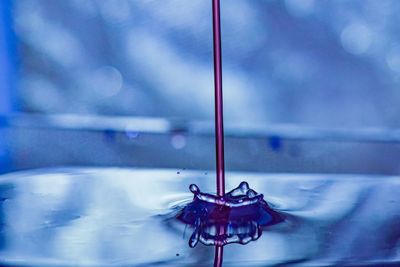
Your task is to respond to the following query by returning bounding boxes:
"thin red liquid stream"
[212,0,225,266]
[214,244,224,267]
[212,0,225,197]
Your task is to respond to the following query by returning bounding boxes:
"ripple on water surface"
[0,168,399,266]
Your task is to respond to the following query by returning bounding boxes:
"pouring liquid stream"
[212,0,225,198]
[212,0,225,266]
[176,1,287,266]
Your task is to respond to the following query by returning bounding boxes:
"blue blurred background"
[2,3,400,265]
[2,0,400,174]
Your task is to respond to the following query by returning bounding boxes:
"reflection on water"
[0,168,399,266]
[175,182,284,247]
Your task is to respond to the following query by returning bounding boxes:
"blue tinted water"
[176,182,284,248]
[0,168,399,266]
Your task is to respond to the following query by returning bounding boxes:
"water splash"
[176,182,284,247]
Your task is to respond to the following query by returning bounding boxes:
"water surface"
[0,168,399,266]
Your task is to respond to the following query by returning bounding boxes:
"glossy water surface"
[176,182,284,247]
[0,168,399,266]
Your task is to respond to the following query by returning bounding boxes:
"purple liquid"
[212,0,225,198]
[212,0,225,265]
[176,182,284,247]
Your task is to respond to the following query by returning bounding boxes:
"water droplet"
[189,184,199,194]
[239,181,249,192]
[247,189,257,198]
